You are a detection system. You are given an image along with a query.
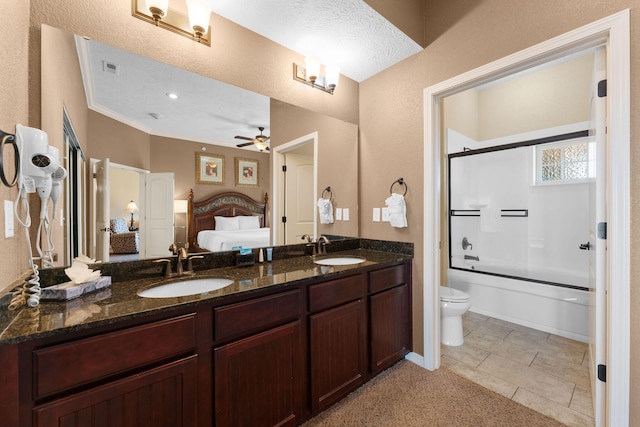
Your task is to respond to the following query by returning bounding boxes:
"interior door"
[142,172,175,258]
[588,45,607,425]
[94,158,110,263]
[284,152,314,244]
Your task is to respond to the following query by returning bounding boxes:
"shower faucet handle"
[462,237,473,250]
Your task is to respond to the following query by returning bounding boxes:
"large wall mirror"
[40,24,358,268]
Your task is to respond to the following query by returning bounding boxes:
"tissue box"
[41,276,112,301]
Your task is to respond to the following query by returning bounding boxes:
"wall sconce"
[293,57,340,95]
[125,200,139,230]
[132,0,212,46]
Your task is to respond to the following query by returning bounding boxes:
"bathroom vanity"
[0,247,411,426]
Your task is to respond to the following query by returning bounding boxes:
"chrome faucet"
[175,247,188,276]
[317,235,331,255]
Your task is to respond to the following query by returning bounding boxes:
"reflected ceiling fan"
[235,126,270,151]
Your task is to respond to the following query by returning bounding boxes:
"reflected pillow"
[215,216,240,231]
[238,215,261,230]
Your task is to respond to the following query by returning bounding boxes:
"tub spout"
[464,255,479,261]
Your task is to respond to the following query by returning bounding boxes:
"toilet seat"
[440,286,470,303]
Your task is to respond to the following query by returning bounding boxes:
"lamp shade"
[305,56,321,83]
[186,0,212,36]
[324,65,340,89]
[125,200,139,212]
[174,199,188,214]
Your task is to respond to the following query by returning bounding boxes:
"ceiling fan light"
[145,0,169,22]
[254,141,269,151]
[186,0,212,38]
[305,56,321,84]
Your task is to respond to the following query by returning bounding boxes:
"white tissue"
[317,198,334,224]
[385,193,407,228]
[64,261,102,285]
[74,254,97,264]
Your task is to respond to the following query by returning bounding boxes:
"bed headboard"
[187,189,269,250]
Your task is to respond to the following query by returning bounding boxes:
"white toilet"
[440,286,471,346]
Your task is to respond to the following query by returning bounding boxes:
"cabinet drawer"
[214,290,300,342]
[309,274,364,313]
[368,264,407,294]
[33,314,197,400]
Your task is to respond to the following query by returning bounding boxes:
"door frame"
[422,10,630,425]
[271,132,318,245]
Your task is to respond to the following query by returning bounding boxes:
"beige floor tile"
[464,318,512,340]
[440,342,489,367]
[513,388,595,427]
[531,352,590,389]
[465,311,490,321]
[548,334,589,352]
[445,363,518,399]
[440,354,459,369]
[570,385,594,418]
[486,317,550,339]
[477,353,575,406]
[464,331,537,366]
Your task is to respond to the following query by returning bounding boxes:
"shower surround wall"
[448,128,590,341]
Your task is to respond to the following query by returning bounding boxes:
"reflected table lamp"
[174,199,188,248]
[126,200,139,230]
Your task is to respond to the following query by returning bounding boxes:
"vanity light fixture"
[293,57,340,95]
[132,0,212,46]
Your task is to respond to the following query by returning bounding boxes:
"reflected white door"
[94,158,110,262]
[142,172,175,258]
[284,153,314,244]
[588,46,607,426]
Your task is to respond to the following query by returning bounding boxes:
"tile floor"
[441,311,595,427]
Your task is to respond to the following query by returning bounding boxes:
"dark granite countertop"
[0,247,411,345]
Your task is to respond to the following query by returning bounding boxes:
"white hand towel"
[317,198,334,224]
[480,207,502,232]
[385,193,407,228]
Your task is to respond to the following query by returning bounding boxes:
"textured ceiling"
[211,0,422,82]
[78,1,422,149]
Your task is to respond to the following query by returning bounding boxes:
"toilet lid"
[440,286,470,303]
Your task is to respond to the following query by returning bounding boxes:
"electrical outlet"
[343,208,349,221]
[335,208,343,221]
[4,200,14,238]
[381,207,390,222]
[373,208,381,222]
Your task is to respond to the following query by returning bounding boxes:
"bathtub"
[448,260,589,342]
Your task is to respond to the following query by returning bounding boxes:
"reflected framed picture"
[196,153,224,184]
[235,158,258,187]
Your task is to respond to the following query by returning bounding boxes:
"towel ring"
[390,178,407,196]
[322,186,333,200]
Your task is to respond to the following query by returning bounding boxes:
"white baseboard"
[405,352,427,368]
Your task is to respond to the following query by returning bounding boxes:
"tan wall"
[271,100,359,239]
[150,136,270,205]
[87,111,151,170]
[360,0,639,423]
[0,0,30,291]
[364,0,426,47]
[442,88,479,140]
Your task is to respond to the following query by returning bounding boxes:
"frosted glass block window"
[536,138,594,184]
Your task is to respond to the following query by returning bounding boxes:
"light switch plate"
[4,200,14,238]
[381,207,390,222]
[335,208,343,221]
[343,208,349,221]
[373,207,381,222]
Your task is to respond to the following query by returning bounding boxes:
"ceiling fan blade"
[235,136,254,141]
[236,142,254,148]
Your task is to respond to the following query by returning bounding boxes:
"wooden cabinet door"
[33,357,197,427]
[214,321,303,427]
[370,283,411,375]
[309,299,366,413]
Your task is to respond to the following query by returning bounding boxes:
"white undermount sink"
[313,257,366,266]
[137,278,234,298]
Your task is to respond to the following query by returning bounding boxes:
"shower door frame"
[422,10,630,426]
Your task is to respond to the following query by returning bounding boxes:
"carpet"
[303,360,565,426]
